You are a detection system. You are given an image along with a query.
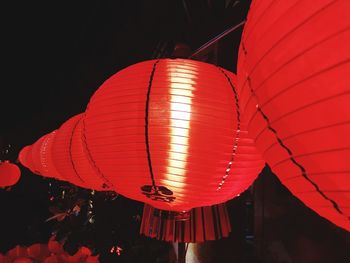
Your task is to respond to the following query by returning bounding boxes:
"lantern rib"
[261,120,350,155]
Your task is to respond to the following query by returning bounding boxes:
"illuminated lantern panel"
[237,0,350,231]
[0,161,21,187]
[84,58,265,211]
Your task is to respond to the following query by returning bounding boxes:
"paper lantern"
[237,0,350,230]
[51,114,88,188]
[70,117,111,191]
[140,203,231,242]
[0,161,21,187]
[83,58,265,211]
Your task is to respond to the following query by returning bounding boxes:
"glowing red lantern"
[70,117,111,191]
[237,0,350,230]
[51,114,88,188]
[0,161,21,187]
[83,58,264,211]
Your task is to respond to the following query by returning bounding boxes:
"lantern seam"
[215,67,241,191]
[81,113,114,189]
[68,117,87,186]
[145,59,160,190]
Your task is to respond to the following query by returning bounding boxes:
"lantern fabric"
[237,0,350,231]
[83,58,265,211]
[140,203,231,242]
[0,161,21,187]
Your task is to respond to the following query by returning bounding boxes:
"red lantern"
[0,161,21,187]
[83,58,265,211]
[237,0,350,230]
[51,114,88,188]
[70,117,111,191]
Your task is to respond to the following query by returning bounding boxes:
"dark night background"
[1,1,350,262]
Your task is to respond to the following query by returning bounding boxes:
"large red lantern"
[83,58,264,211]
[0,161,21,187]
[237,0,350,230]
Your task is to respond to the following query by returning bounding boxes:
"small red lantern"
[237,0,350,231]
[0,161,21,187]
[83,58,265,211]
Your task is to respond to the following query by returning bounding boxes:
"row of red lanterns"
[18,59,265,212]
[16,0,350,233]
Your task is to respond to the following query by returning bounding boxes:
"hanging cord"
[189,20,246,59]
